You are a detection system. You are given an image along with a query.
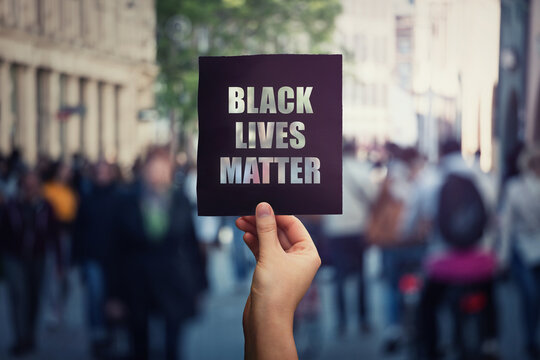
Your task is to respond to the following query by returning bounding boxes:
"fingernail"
[256,202,272,218]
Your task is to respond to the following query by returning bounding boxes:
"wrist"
[244,296,297,360]
[251,304,294,330]
[252,295,295,321]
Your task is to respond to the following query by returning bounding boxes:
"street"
[0,245,530,360]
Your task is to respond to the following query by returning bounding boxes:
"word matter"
[220,157,321,184]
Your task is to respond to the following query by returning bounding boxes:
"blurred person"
[230,215,253,288]
[321,140,376,335]
[41,160,78,327]
[73,161,119,358]
[71,153,93,197]
[110,162,125,185]
[183,161,223,294]
[35,153,52,179]
[183,161,221,247]
[0,171,59,356]
[6,148,26,178]
[172,152,190,190]
[0,154,7,203]
[42,160,78,230]
[500,146,540,358]
[131,156,143,183]
[415,140,499,359]
[235,202,321,360]
[0,152,20,201]
[373,146,427,353]
[504,142,526,186]
[0,153,12,293]
[294,215,323,357]
[113,148,206,360]
[471,150,498,208]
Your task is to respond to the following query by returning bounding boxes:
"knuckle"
[257,220,276,234]
[313,254,322,268]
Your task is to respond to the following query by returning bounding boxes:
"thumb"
[255,202,280,255]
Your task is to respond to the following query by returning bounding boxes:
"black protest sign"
[197,54,342,216]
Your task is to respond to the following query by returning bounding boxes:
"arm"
[236,202,321,360]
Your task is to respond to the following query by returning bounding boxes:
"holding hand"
[236,202,321,360]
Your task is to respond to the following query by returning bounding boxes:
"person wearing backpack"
[370,146,428,353]
[414,140,499,359]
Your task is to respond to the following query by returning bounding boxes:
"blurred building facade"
[389,0,417,146]
[337,0,395,144]
[411,0,500,167]
[337,0,500,170]
[0,0,158,165]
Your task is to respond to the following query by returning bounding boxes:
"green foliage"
[155,0,342,124]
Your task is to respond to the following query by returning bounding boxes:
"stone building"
[0,0,158,165]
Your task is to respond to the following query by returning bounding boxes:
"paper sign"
[197,54,342,216]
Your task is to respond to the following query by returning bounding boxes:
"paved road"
[0,246,531,360]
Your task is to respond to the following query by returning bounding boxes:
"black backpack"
[437,173,487,249]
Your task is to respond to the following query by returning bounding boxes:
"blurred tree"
[155,0,342,127]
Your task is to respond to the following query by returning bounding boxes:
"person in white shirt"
[500,146,540,357]
[321,141,376,334]
[380,147,427,353]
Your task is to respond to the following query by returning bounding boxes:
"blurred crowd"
[0,147,209,360]
[307,139,540,360]
[1,139,540,360]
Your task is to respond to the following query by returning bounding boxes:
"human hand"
[236,202,321,360]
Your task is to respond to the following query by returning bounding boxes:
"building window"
[398,37,411,54]
[356,34,367,62]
